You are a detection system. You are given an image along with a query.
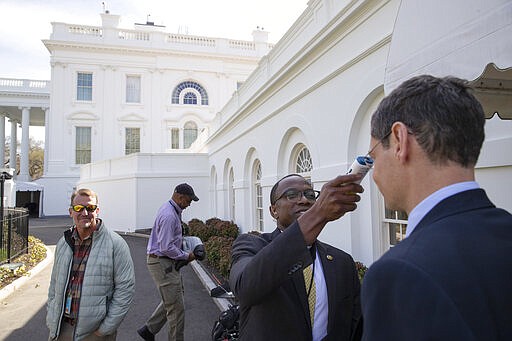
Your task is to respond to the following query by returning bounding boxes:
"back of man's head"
[371,75,485,167]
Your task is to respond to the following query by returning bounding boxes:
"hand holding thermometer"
[346,156,374,184]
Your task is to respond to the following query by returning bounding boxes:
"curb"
[0,244,54,302]
[190,261,232,312]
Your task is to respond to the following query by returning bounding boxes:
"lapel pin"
[326,254,333,261]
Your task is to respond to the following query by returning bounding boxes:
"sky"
[0,0,308,80]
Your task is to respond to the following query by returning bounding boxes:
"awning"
[15,181,44,192]
[384,0,512,119]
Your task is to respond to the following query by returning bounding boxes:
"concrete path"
[0,217,231,341]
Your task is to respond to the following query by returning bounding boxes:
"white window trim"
[72,125,93,166]
[75,71,94,103]
[125,74,142,104]
[123,126,142,155]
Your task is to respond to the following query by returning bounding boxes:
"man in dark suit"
[230,173,363,341]
[362,75,512,340]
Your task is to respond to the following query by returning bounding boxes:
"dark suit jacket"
[229,221,361,341]
[361,189,512,340]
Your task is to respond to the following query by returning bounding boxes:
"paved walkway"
[0,216,232,341]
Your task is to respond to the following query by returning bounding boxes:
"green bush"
[204,236,234,279]
[355,261,368,282]
[187,217,240,279]
[0,236,46,289]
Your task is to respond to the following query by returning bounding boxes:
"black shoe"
[137,325,155,341]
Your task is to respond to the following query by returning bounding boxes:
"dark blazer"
[361,189,512,340]
[229,221,361,341]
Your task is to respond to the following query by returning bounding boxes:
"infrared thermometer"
[346,156,374,184]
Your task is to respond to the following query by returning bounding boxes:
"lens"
[72,204,97,212]
[303,190,318,200]
[284,190,300,200]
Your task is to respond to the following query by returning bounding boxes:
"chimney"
[101,12,121,28]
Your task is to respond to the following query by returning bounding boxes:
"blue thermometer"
[346,156,374,184]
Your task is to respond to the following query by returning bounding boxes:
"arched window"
[295,146,313,179]
[183,92,197,104]
[183,121,198,148]
[171,81,208,105]
[253,161,263,231]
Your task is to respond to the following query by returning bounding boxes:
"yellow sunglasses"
[71,204,98,213]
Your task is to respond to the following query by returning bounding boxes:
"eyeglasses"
[273,189,320,204]
[367,131,392,157]
[71,204,98,213]
[367,129,415,157]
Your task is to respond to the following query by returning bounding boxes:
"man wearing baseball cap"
[138,183,199,341]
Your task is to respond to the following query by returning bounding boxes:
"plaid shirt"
[64,227,93,319]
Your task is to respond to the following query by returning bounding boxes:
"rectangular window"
[77,72,92,101]
[75,127,91,164]
[171,128,179,149]
[384,208,408,247]
[255,183,263,231]
[126,75,141,103]
[125,128,140,155]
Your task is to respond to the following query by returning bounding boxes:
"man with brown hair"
[47,188,135,340]
[362,75,512,339]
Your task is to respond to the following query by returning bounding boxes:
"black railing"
[0,208,29,264]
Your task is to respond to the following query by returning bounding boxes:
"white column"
[43,107,50,175]
[19,106,31,182]
[9,120,17,173]
[0,115,5,167]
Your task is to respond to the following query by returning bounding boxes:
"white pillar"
[0,115,5,166]
[19,106,31,182]
[9,120,17,173]
[43,107,50,175]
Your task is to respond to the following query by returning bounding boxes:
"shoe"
[137,325,155,341]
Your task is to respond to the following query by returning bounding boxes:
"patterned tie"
[303,264,316,326]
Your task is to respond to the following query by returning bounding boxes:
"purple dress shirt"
[146,199,189,260]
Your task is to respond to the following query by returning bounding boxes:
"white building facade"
[1,0,510,265]
[37,12,272,217]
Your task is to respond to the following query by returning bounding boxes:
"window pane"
[77,73,92,101]
[296,147,313,173]
[389,223,407,246]
[126,76,141,103]
[184,122,198,148]
[254,162,263,231]
[125,128,140,155]
[76,127,91,164]
[183,92,197,104]
[171,128,179,149]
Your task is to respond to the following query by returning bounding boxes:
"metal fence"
[0,208,29,264]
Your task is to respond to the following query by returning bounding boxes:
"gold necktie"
[303,264,316,325]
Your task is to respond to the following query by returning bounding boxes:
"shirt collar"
[406,181,479,238]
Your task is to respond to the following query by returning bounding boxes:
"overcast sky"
[0,0,307,80]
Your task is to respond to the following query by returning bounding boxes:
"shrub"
[355,261,368,282]
[187,217,240,279]
[0,236,46,289]
[205,236,234,278]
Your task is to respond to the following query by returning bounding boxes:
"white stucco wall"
[78,153,209,232]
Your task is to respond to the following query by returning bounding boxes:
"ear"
[269,204,278,220]
[69,208,73,217]
[390,122,411,163]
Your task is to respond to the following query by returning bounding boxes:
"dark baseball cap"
[175,183,199,201]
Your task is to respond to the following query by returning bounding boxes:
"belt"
[148,254,172,260]
[63,316,76,326]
